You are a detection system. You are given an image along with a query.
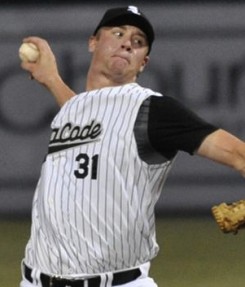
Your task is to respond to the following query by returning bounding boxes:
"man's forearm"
[45,75,76,107]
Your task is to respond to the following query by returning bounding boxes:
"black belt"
[24,264,141,287]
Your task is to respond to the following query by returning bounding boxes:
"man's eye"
[114,31,123,37]
[133,38,146,47]
[134,39,142,45]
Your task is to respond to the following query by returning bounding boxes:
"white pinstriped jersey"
[24,83,174,276]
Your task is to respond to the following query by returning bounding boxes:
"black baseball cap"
[93,6,155,54]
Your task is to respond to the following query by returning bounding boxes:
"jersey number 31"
[74,153,99,180]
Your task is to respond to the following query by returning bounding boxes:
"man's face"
[88,25,149,83]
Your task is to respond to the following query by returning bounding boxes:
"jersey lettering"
[48,120,103,154]
[50,120,102,144]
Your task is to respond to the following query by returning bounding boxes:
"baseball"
[19,42,40,63]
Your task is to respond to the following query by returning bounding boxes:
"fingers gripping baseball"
[19,36,60,87]
[19,42,40,63]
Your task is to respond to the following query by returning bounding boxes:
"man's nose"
[121,39,132,51]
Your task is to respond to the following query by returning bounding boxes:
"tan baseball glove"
[212,200,245,234]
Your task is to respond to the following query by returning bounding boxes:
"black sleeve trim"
[148,95,218,158]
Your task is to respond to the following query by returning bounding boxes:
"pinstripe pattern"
[24,83,174,276]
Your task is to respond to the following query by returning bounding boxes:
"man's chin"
[111,58,129,71]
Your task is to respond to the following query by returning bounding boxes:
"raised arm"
[20,36,75,107]
[196,129,245,177]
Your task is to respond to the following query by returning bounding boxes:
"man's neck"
[86,68,136,91]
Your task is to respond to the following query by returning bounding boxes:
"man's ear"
[139,56,149,73]
[88,36,97,53]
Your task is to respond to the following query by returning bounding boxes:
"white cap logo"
[127,6,141,15]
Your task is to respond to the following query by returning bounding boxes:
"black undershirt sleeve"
[148,95,218,159]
